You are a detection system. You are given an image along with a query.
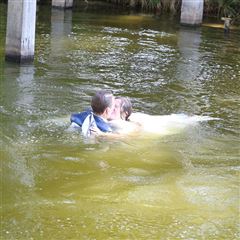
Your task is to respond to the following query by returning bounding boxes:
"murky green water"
[0,3,240,239]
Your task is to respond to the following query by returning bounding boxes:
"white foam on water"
[43,116,70,127]
[129,113,219,135]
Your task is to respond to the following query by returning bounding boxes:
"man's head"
[109,97,132,121]
[91,90,115,119]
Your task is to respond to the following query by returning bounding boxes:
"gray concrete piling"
[5,0,37,63]
[52,0,73,8]
[180,0,204,26]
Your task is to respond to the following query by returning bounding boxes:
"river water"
[0,3,239,239]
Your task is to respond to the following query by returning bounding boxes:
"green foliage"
[205,0,240,22]
[150,0,160,5]
[149,0,181,13]
[218,0,239,17]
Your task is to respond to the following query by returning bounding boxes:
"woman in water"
[108,97,141,134]
[109,96,217,136]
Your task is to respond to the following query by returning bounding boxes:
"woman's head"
[110,97,132,121]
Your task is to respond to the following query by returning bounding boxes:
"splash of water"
[129,113,219,135]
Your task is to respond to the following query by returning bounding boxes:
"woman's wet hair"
[91,90,113,114]
[116,97,132,121]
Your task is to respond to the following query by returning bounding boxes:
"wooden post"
[5,0,37,63]
[52,0,73,8]
[180,0,204,26]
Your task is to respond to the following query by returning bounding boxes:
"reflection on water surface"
[0,3,239,239]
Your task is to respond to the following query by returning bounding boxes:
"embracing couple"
[70,90,139,137]
[70,90,215,137]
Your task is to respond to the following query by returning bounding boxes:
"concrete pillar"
[52,0,73,8]
[5,0,37,63]
[180,0,204,26]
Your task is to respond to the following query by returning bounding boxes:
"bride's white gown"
[109,112,218,136]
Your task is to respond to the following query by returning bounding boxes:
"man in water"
[70,90,115,136]
[221,16,231,33]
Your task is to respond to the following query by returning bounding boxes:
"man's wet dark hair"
[116,97,132,121]
[91,90,114,114]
